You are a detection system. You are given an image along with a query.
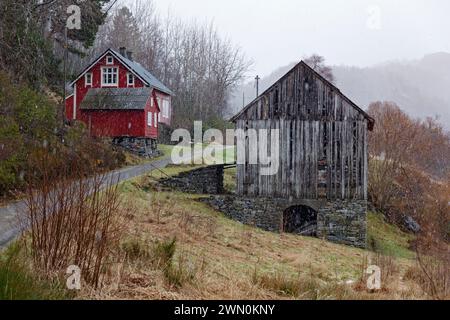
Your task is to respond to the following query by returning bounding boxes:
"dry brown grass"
[80,168,431,300]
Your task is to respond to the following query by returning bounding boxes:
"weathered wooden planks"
[234,62,370,201]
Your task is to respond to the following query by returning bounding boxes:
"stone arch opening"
[282,205,317,236]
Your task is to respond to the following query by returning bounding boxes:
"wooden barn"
[65,47,173,156]
[230,61,375,247]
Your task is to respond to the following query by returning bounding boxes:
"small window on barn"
[154,113,158,127]
[127,73,134,86]
[85,73,92,86]
[148,111,153,127]
[106,55,114,65]
[101,67,118,86]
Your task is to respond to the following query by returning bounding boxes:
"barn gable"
[231,61,374,130]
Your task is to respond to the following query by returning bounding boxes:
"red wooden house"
[65,47,173,156]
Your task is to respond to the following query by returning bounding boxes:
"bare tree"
[77,0,252,130]
[304,54,335,83]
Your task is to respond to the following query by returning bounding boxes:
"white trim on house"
[69,49,148,87]
[101,66,119,87]
[85,72,92,86]
[148,111,153,127]
[73,83,77,120]
[162,99,170,118]
[154,113,158,127]
[127,72,134,87]
[106,55,114,65]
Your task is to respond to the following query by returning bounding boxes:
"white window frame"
[127,73,134,87]
[106,55,114,65]
[148,111,153,127]
[162,100,170,118]
[154,113,158,127]
[101,67,118,87]
[157,97,161,109]
[85,72,92,86]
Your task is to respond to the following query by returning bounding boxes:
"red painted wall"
[65,95,74,120]
[144,91,161,138]
[83,110,146,137]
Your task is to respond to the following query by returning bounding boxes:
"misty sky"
[147,0,450,78]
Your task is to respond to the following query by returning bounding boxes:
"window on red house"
[127,73,134,86]
[101,67,118,86]
[85,73,92,86]
[148,111,153,127]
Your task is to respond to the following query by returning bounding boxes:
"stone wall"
[159,165,224,194]
[201,195,367,248]
[316,200,367,248]
[156,165,367,248]
[113,137,160,157]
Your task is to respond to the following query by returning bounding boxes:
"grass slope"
[1,163,421,300]
[87,165,422,300]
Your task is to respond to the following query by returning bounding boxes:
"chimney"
[119,47,126,56]
[126,51,133,61]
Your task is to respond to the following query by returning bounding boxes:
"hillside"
[79,165,424,300]
[230,53,450,128]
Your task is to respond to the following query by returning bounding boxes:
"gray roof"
[80,88,151,110]
[110,49,174,95]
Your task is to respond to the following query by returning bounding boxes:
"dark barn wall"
[234,62,369,201]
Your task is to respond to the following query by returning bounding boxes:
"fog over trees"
[232,53,450,129]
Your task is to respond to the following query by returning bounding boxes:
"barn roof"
[69,48,173,96]
[230,61,374,130]
[80,88,153,110]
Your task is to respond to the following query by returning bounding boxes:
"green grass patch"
[0,243,69,300]
[367,212,415,259]
[157,144,175,158]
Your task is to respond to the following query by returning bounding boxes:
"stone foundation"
[201,195,367,248]
[316,200,367,248]
[159,165,224,194]
[157,165,367,248]
[112,137,160,158]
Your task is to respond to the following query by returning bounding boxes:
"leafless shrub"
[354,254,395,293]
[414,238,449,299]
[23,151,122,288]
